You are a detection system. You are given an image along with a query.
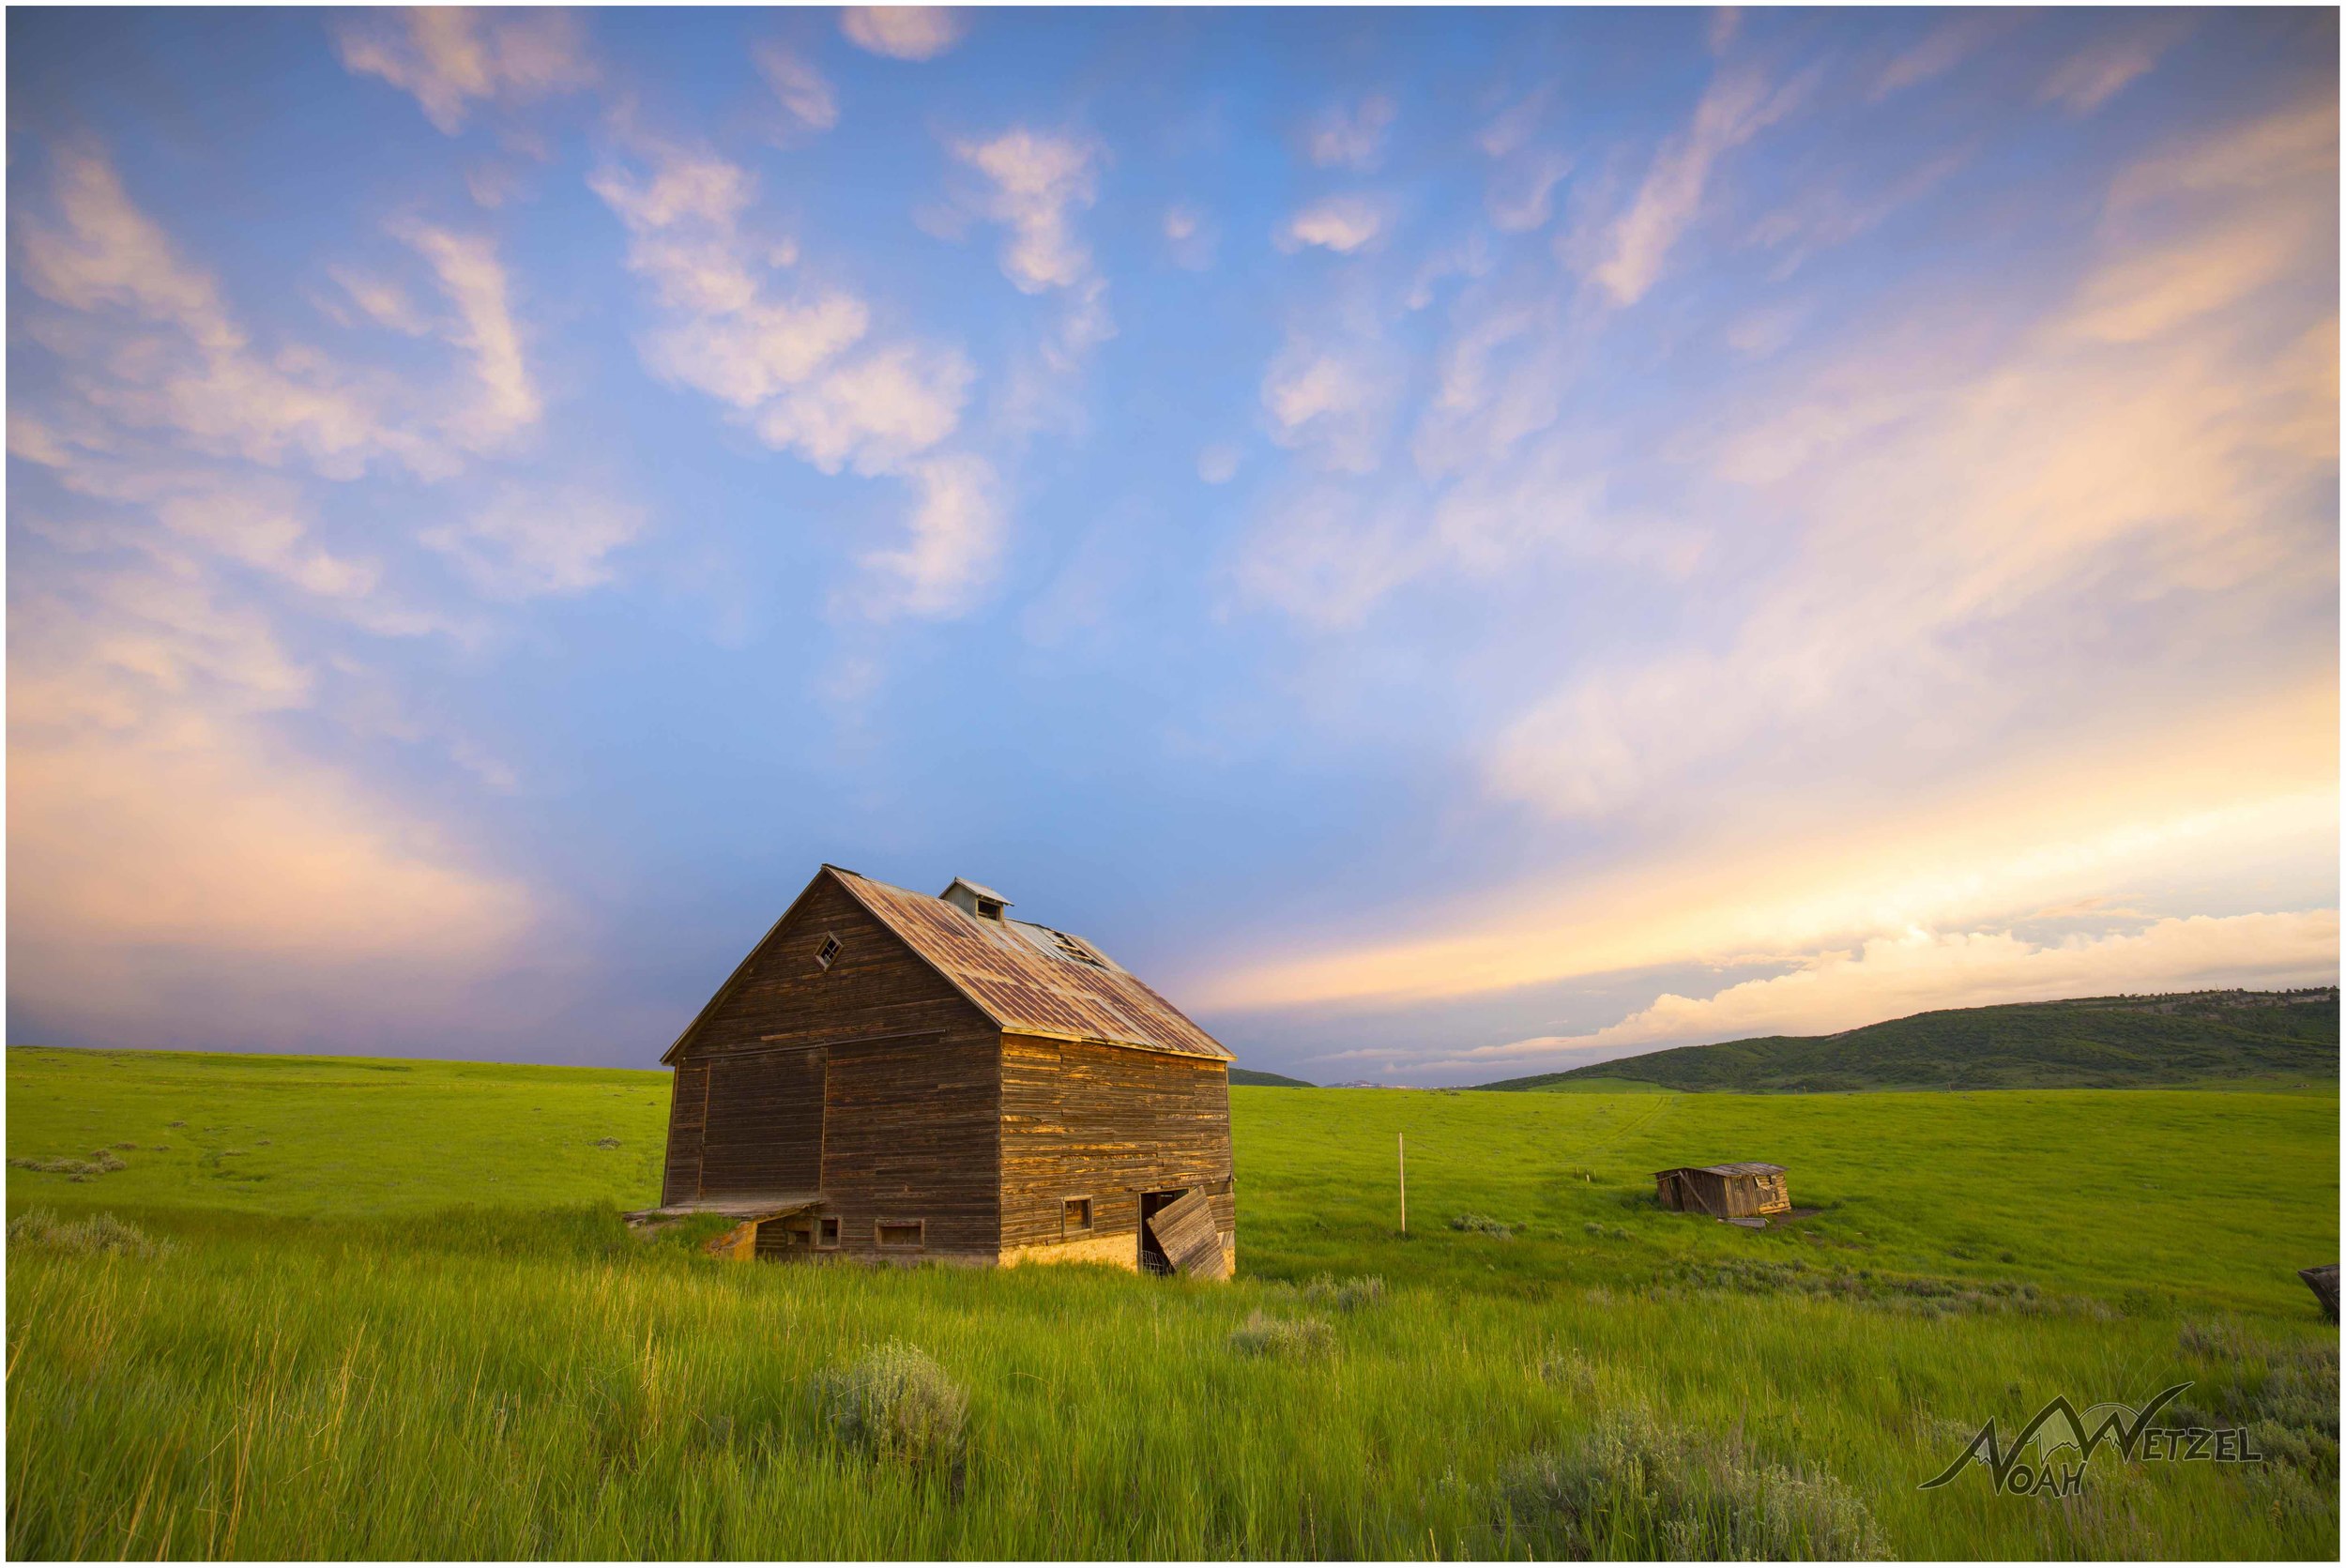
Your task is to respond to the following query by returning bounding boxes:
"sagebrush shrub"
[1300,1273,1384,1312]
[814,1340,968,1481]
[8,1149,127,1180]
[1497,1404,1888,1560]
[1451,1212,1513,1240]
[8,1209,166,1257]
[1228,1310,1333,1359]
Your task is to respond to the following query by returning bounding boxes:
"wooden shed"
[639,865,1238,1278]
[1654,1163,1790,1219]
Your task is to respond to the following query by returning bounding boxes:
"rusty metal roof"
[1656,1162,1787,1179]
[830,866,1232,1060]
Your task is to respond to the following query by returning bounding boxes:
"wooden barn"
[1654,1163,1790,1219]
[641,865,1238,1277]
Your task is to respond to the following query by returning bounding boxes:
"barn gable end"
[659,870,1002,1257]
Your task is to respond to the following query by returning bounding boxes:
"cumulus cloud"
[840,6,965,61]
[1279,194,1390,254]
[595,133,1002,617]
[1476,911,2339,1064]
[334,8,598,134]
[948,127,1114,371]
[755,343,975,475]
[951,128,1102,293]
[1196,442,1242,484]
[856,453,1004,618]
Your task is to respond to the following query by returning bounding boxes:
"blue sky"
[8,7,2338,1083]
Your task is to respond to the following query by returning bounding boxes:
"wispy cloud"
[422,485,645,598]
[399,222,541,446]
[334,8,598,133]
[1588,65,1813,305]
[1870,13,2009,101]
[8,144,566,1044]
[1163,204,1217,269]
[754,41,840,134]
[1196,680,2338,1015]
[1475,910,2339,1067]
[2039,17,2192,116]
[1304,95,1397,171]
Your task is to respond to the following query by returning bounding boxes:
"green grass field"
[7,1046,2338,1559]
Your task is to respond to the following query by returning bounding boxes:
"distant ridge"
[1230,1066,1317,1088]
[1474,989,2340,1093]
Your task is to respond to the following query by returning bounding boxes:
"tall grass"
[5,1206,2335,1560]
[5,1050,2338,1558]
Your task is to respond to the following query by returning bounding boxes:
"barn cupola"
[940,876,1012,922]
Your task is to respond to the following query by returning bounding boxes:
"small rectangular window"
[816,1215,840,1249]
[1063,1196,1092,1234]
[876,1219,924,1250]
[974,898,1004,921]
[815,934,842,970]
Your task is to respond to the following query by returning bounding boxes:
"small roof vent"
[940,876,1011,921]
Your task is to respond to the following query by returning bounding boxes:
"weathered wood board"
[1147,1187,1229,1279]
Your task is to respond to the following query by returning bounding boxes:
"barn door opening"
[1140,1187,1230,1280]
[1138,1189,1182,1275]
[698,1045,826,1196]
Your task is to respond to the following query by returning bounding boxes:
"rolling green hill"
[1478,988,2340,1093]
[1229,1066,1317,1088]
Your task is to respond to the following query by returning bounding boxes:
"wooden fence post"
[1398,1132,1407,1235]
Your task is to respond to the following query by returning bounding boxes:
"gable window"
[815,934,843,970]
[876,1219,925,1250]
[1062,1196,1093,1236]
[974,897,1005,921]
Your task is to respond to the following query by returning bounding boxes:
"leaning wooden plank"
[1149,1188,1229,1279]
[2300,1264,2338,1321]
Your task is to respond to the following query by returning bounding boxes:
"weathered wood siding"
[998,1034,1235,1265]
[820,1026,1001,1257]
[661,1060,709,1205]
[662,875,1001,1254]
